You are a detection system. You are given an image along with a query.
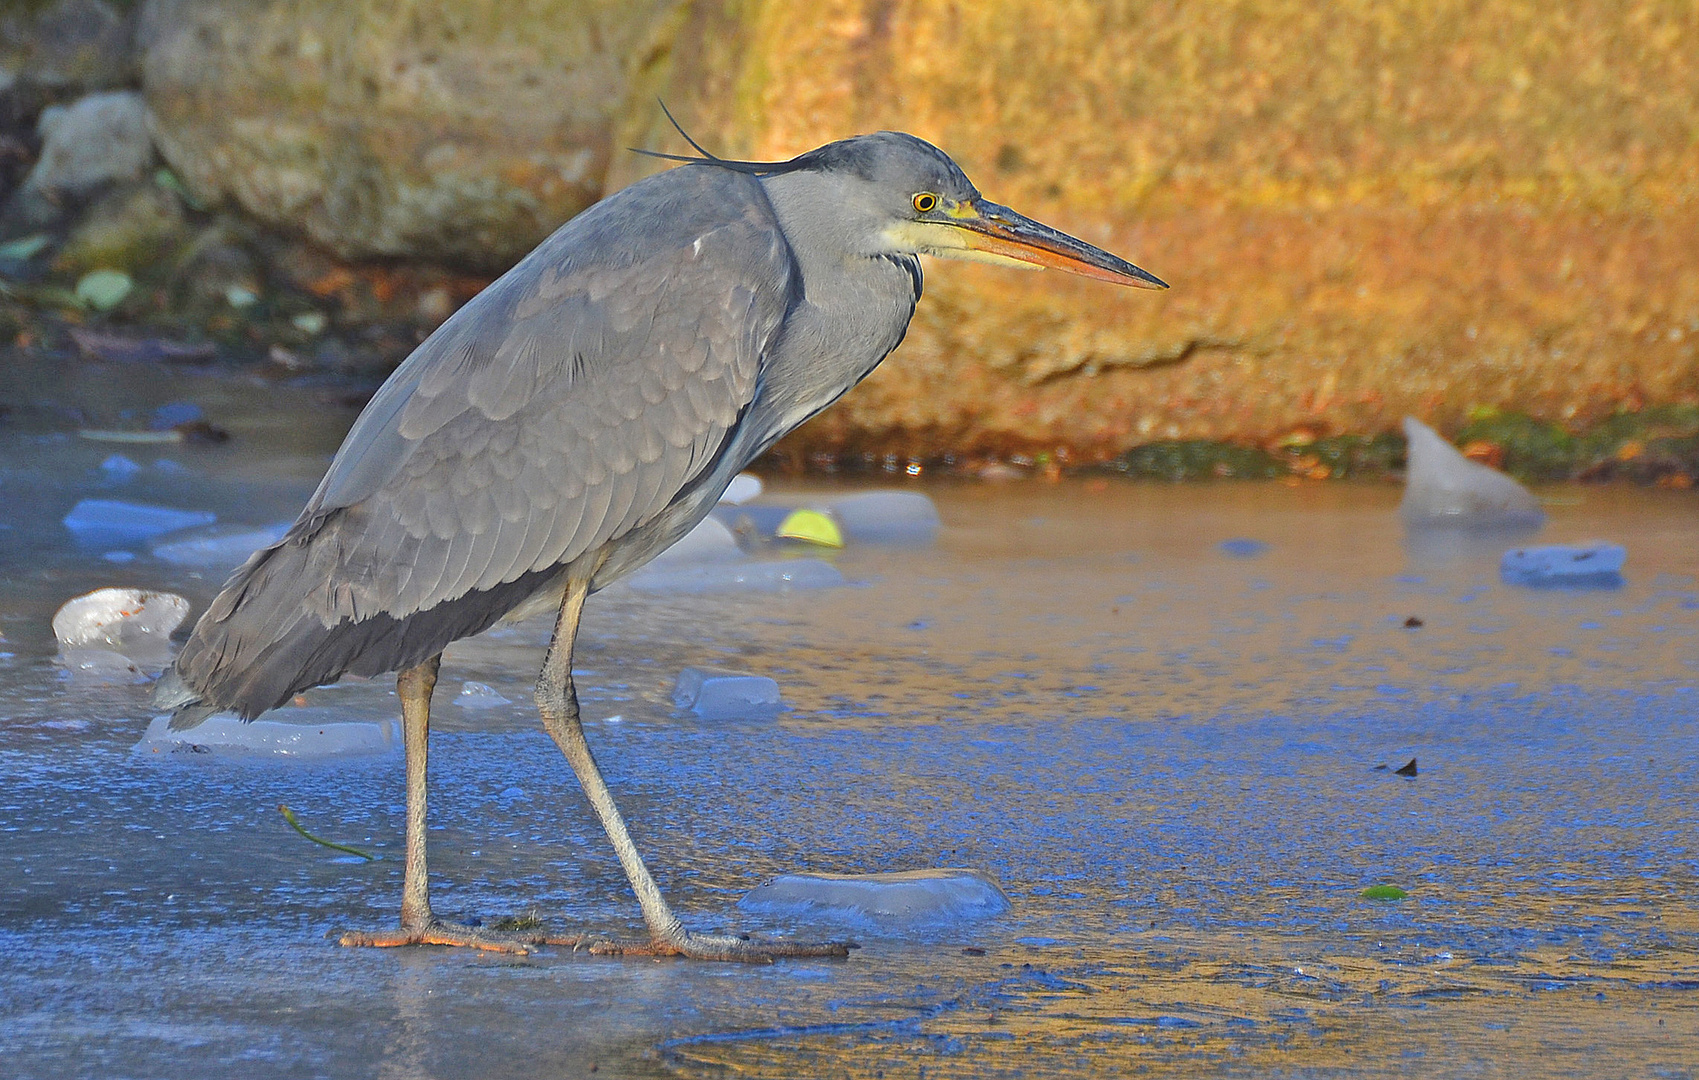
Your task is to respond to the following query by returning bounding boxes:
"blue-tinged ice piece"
[63,499,215,546]
[99,454,141,480]
[1400,417,1544,527]
[132,710,401,758]
[1500,542,1626,589]
[151,522,290,567]
[1219,538,1269,558]
[827,491,941,544]
[673,667,782,718]
[738,869,1011,928]
[149,401,205,430]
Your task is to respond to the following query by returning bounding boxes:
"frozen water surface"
[2,360,1699,1077]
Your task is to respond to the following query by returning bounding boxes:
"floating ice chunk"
[99,454,141,480]
[720,473,763,505]
[132,709,401,758]
[151,522,290,568]
[1218,538,1269,558]
[827,491,941,544]
[53,587,189,672]
[738,869,1011,927]
[63,499,216,545]
[150,401,205,430]
[673,667,782,718]
[629,557,844,594]
[1501,542,1626,589]
[55,647,148,684]
[1400,417,1544,527]
[456,681,511,709]
[645,516,743,568]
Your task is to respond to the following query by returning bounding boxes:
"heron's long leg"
[340,654,535,954]
[398,653,440,929]
[535,578,849,963]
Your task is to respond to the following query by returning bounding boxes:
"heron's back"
[158,165,801,725]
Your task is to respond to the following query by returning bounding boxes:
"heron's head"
[785,132,1167,290]
[653,128,1166,290]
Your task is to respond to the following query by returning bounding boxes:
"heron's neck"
[742,169,920,452]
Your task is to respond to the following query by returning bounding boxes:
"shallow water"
[2,360,1698,1078]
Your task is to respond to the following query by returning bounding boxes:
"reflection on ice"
[738,869,1011,928]
[1501,542,1627,589]
[54,647,148,684]
[673,667,782,718]
[132,709,401,757]
[627,557,844,594]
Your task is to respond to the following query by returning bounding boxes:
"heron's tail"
[155,515,562,730]
[152,533,327,729]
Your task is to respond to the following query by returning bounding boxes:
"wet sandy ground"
[2,360,1697,1077]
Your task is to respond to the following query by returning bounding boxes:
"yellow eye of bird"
[912,192,938,213]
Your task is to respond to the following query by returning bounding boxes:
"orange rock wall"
[624,0,1699,458]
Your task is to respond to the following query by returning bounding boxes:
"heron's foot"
[338,919,544,955]
[563,929,854,964]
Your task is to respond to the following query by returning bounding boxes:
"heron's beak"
[943,200,1168,289]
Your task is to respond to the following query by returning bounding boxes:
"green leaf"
[74,269,134,312]
[1359,884,1409,901]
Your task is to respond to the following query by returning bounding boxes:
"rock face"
[140,0,681,269]
[631,0,1699,459]
[0,0,136,91]
[137,0,1699,456]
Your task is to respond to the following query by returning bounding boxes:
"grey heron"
[156,130,1166,961]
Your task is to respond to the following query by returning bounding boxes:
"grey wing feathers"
[289,166,794,624]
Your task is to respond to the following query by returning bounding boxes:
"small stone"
[23,90,153,198]
[0,0,134,90]
[53,182,187,275]
[73,268,133,311]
